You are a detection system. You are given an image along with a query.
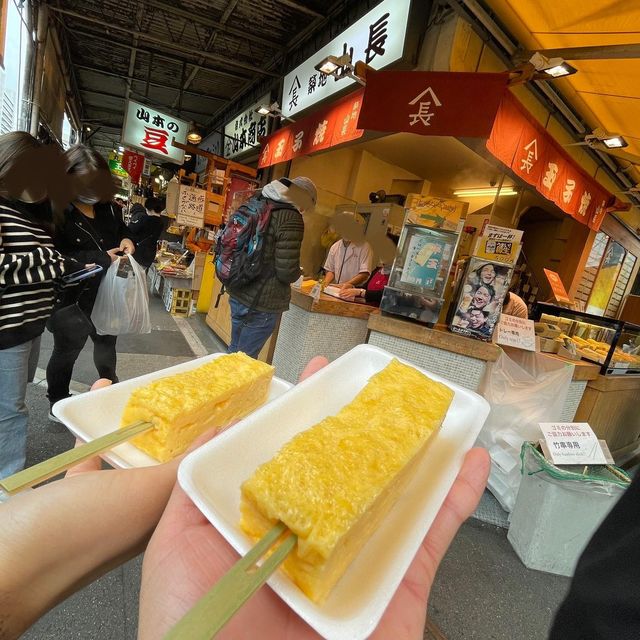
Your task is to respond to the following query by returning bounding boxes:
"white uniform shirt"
[324,240,372,284]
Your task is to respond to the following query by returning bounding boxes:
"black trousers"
[46,325,117,404]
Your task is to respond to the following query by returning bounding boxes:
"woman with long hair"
[0,132,81,478]
[46,145,135,417]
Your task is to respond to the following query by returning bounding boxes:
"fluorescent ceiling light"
[602,135,628,149]
[454,187,518,198]
[256,105,271,116]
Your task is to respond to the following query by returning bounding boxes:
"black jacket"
[226,204,304,313]
[54,202,131,313]
[127,213,164,268]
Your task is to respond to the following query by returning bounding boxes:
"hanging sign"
[258,89,364,169]
[482,224,523,242]
[121,100,188,164]
[358,71,508,138]
[176,185,206,228]
[108,155,128,179]
[121,150,145,184]
[495,315,536,351]
[486,92,628,232]
[539,423,607,465]
[543,268,572,305]
[405,195,467,231]
[473,236,521,264]
[223,94,271,159]
[281,0,411,119]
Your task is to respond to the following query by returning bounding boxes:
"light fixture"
[254,102,295,122]
[118,145,124,152]
[529,52,577,79]
[314,52,365,86]
[453,187,518,198]
[154,177,160,184]
[256,104,272,116]
[187,124,202,145]
[602,135,628,149]
[86,126,91,132]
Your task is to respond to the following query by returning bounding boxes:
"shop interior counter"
[272,287,378,383]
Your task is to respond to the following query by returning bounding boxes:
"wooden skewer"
[164,522,297,640]
[0,421,153,496]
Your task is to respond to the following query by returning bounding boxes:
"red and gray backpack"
[214,195,283,290]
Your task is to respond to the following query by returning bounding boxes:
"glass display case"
[532,303,640,376]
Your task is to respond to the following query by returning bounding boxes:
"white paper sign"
[121,100,188,164]
[539,422,607,465]
[482,224,523,243]
[496,315,536,351]
[281,0,411,118]
[176,185,206,228]
[223,94,271,159]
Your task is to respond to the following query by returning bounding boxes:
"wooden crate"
[163,282,192,317]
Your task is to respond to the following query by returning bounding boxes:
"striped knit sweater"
[0,199,69,349]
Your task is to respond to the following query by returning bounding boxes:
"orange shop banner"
[487,92,628,231]
[258,89,364,169]
[357,71,509,138]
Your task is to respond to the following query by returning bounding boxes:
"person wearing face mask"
[0,132,85,478]
[45,145,135,418]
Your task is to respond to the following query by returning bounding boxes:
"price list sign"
[539,422,607,465]
[176,185,206,229]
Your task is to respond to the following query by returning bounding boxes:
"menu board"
[176,185,206,229]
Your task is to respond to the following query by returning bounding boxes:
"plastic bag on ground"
[91,256,152,335]
[477,347,574,512]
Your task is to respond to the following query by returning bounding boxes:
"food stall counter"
[272,287,378,383]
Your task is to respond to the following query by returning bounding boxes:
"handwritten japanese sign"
[281,0,411,118]
[122,100,188,164]
[223,94,271,159]
[176,185,206,229]
[496,315,536,351]
[539,423,607,465]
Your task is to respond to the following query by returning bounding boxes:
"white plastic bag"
[91,256,151,335]
[478,348,574,512]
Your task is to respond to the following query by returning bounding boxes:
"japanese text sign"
[496,315,536,351]
[405,195,467,231]
[482,224,523,243]
[195,131,223,174]
[474,236,521,264]
[487,92,627,231]
[121,150,144,184]
[543,268,572,304]
[176,185,206,229]
[223,94,271,159]
[281,0,411,118]
[258,89,364,169]
[122,100,187,164]
[539,423,607,465]
[358,71,508,138]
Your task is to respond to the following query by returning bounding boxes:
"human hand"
[107,247,121,262]
[338,287,360,300]
[138,358,490,639]
[120,238,135,255]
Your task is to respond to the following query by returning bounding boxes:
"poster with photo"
[400,233,450,289]
[449,258,514,341]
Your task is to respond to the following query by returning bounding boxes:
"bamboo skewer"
[164,522,297,640]
[0,421,153,496]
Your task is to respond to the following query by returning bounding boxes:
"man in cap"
[227,176,317,359]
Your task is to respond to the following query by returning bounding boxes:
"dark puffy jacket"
[226,205,304,313]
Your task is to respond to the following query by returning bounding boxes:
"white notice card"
[539,422,607,465]
[496,314,536,351]
[176,185,206,228]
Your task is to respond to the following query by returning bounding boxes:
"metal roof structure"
[49,0,358,155]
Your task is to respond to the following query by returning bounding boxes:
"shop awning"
[258,89,364,169]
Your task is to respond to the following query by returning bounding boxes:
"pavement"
[18,295,571,639]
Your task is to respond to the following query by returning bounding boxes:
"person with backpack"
[216,176,316,359]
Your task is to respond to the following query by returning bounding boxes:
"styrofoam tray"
[52,353,292,469]
[178,344,490,639]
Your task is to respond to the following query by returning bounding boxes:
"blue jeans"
[228,298,279,359]
[0,335,41,479]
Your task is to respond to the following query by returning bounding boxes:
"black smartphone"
[61,264,103,284]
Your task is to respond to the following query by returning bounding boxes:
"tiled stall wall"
[367,331,488,391]
[273,305,369,383]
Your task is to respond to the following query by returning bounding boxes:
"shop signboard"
[495,315,536,351]
[281,0,411,119]
[405,195,467,232]
[482,224,523,243]
[539,423,607,465]
[223,94,271,159]
[487,92,628,232]
[121,100,188,164]
[121,150,144,184]
[258,89,364,169]
[473,236,521,265]
[195,131,223,174]
[358,71,508,138]
[543,268,572,305]
[176,185,206,229]
[108,154,128,179]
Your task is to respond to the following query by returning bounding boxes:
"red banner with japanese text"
[357,71,509,138]
[258,89,364,169]
[487,92,628,231]
[121,150,145,184]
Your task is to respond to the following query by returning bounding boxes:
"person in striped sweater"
[0,132,82,479]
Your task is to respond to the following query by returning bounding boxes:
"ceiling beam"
[142,0,284,51]
[48,5,279,77]
[274,0,323,18]
[75,64,229,103]
[520,43,640,62]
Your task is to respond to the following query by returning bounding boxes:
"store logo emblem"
[408,87,442,127]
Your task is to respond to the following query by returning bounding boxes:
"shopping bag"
[91,256,151,335]
[477,348,574,512]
